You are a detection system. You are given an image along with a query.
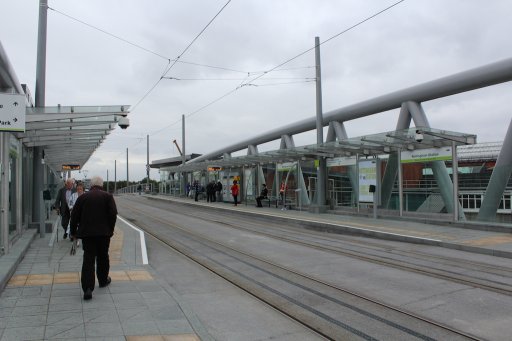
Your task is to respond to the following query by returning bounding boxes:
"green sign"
[401,147,452,163]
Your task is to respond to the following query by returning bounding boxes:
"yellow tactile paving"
[7,270,153,287]
[109,270,131,281]
[7,274,28,287]
[126,334,200,341]
[127,270,153,281]
[26,274,53,286]
[110,227,124,265]
[463,235,512,246]
[53,272,80,284]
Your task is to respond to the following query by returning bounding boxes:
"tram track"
[139,197,512,297]
[118,197,481,340]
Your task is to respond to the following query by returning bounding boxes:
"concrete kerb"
[0,228,38,293]
[145,196,512,259]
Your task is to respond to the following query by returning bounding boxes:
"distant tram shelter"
[158,127,482,222]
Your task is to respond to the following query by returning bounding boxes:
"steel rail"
[177,206,512,296]
[119,198,482,340]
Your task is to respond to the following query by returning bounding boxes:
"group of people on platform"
[187,180,223,202]
[184,179,286,208]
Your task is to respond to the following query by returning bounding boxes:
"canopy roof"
[17,105,129,171]
[162,127,476,173]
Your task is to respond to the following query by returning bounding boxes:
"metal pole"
[182,115,186,195]
[398,148,403,217]
[356,154,360,213]
[114,160,117,193]
[126,148,129,190]
[182,115,186,165]
[106,169,109,193]
[33,0,48,235]
[146,135,150,189]
[452,141,459,221]
[35,0,47,107]
[315,36,326,209]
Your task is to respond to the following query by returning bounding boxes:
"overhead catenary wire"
[241,0,407,87]
[47,6,170,61]
[46,2,317,112]
[162,76,316,81]
[149,0,407,138]
[48,4,266,76]
[131,0,232,111]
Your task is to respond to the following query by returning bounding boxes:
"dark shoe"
[63,233,68,239]
[83,288,92,300]
[99,276,111,288]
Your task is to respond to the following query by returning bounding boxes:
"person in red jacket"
[70,175,118,300]
[231,180,239,206]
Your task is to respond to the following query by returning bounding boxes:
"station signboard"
[327,156,356,167]
[0,94,26,132]
[401,147,452,163]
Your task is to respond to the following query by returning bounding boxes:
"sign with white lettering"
[327,156,357,167]
[401,147,452,163]
[277,162,296,171]
[0,94,26,132]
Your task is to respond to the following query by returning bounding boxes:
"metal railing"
[116,183,155,195]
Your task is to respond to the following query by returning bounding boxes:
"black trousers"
[60,210,70,232]
[81,236,111,292]
[256,196,265,207]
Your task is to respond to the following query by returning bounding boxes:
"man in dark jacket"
[256,184,268,207]
[54,178,75,239]
[215,181,223,202]
[70,175,118,300]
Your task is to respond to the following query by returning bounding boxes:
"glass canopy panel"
[164,127,476,174]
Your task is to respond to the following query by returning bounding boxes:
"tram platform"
[0,214,208,341]
[0,194,511,340]
[148,194,512,259]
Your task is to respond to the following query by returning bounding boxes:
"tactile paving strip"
[7,270,153,287]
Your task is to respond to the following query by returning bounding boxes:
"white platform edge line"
[118,215,149,265]
[247,210,443,243]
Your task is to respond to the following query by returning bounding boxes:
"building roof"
[457,142,502,161]
[162,127,477,173]
[150,153,202,169]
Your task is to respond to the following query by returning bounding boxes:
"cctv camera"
[118,117,130,129]
[415,130,423,143]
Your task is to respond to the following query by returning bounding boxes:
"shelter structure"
[158,56,512,223]
[0,41,130,256]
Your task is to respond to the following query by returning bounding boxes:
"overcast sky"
[1,0,512,181]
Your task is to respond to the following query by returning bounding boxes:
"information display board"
[358,159,379,203]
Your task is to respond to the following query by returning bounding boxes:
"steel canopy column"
[1,134,9,252]
[381,103,411,208]
[406,101,465,220]
[248,145,265,187]
[478,118,512,222]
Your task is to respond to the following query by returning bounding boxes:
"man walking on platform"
[54,178,75,239]
[70,176,118,300]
